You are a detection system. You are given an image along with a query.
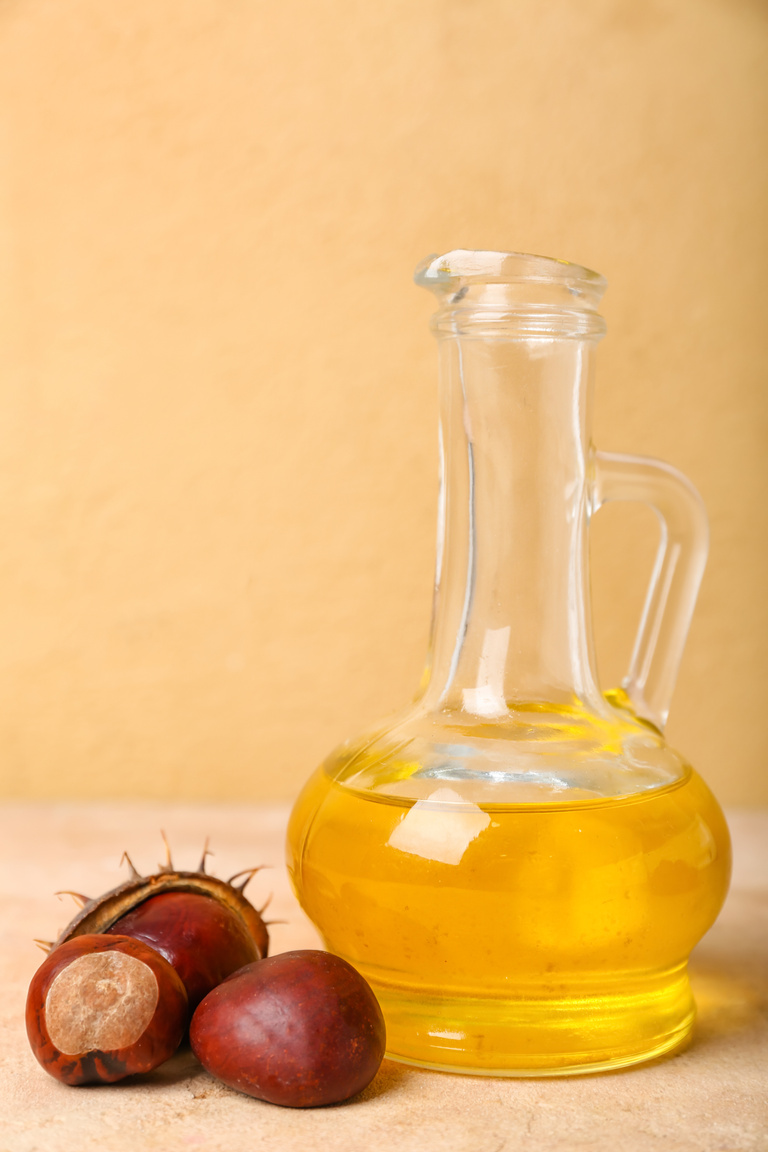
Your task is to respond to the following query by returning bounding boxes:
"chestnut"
[106,891,262,1010]
[26,934,188,1085]
[190,950,386,1107]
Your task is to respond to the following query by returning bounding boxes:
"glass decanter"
[287,250,730,1076]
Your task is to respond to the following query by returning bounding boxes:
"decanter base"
[373,966,695,1077]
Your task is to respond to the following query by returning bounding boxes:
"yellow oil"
[287,762,730,1075]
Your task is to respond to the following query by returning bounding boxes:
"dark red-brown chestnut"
[190,949,386,1107]
[26,934,188,1086]
[106,891,262,1010]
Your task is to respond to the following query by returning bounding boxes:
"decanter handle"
[591,451,709,732]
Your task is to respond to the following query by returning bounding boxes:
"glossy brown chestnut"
[106,891,261,1010]
[26,934,188,1086]
[190,949,386,1107]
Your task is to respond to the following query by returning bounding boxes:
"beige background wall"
[0,0,765,804]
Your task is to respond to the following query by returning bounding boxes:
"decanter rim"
[415,249,607,305]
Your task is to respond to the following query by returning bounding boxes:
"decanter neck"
[417,253,607,717]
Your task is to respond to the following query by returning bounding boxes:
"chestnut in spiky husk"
[190,950,386,1107]
[48,840,270,1012]
[26,935,188,1085]
[106,891,262,1011]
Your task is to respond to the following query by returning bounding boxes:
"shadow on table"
[689,963,766,1048]
[130,1046,416,1104]
[687,885,768,1056]
[352,1059,416,1103]
[134,1045,206,1088]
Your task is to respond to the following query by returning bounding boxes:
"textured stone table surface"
[0,802,765,1152]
